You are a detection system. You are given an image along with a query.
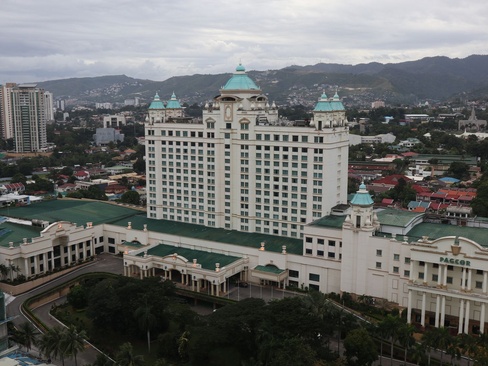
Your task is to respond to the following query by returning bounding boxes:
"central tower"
[145,64,349,239]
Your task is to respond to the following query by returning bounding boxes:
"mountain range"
[37,55,488,107]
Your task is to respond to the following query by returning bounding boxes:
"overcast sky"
[1,0,487,84]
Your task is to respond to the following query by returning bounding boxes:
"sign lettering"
[439,257,470,266]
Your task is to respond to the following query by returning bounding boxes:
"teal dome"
[313,91,344,112]
[148,93,165,110]
[166,92,182,109]
[350,183,374,206]
[222,64,260,91]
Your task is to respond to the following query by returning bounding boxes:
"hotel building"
[145,64,349,239]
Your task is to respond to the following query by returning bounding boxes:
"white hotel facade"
[145,64,349,238]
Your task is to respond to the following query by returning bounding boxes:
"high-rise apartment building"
[0,83,48,152]
[146,65,349,238]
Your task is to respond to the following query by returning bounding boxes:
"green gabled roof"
[111,214,303,255]
[137,243,241,270]
[165,92,182,109]
[254,264,286,274]
[375,208,423,227]
[222,64,260,91]
[149,93,165,110]
[2,200,140,226]
[0,222,42,248]
[406,222,488,247]
[309,215,346,229]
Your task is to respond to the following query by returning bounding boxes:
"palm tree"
[397,323,415,365]
[423,327,452,366]
[16,322,39,351]
[410,342,426,365]
[0,263,8,280]
[177,330,190,360]
[38,327,67,366]
[379,315,403,365]
[375,320,391,365]
[459,333,477,366]
[134,301,156,352]
[115,342,145,366]
[62,325,87,366]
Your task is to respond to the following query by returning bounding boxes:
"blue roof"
[350,183,374,206]
[166,92,182,109]
[313,92,345,112]
[222,64,260,91]
[149,93,165,110]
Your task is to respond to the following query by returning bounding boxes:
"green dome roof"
[148,93,165,110]
[166,92,182,109]
[222,64,260,91]
[350,183,374,206]
[313,91,344,112]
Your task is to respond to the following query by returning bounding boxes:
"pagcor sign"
[440,257,471,266]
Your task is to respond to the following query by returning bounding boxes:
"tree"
[378,315,403,365]
[121,190,140,205]
[409,342,426,365]
[422,327,452,366]
[15,322,39,351]
[115,342,145,366]
[397,323,415,365]
[0,264,8,280]
[447,162,470,180]
[343,327,378,366]
[11,173,27,185]
[38,327,67,365]
[62,325,87,366]
[134,301,156,352]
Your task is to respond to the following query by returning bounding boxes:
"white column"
[407,290,412,323]
[440,296,446,327]
[461,268,466,290]
[459,299,465,333]
[139,268,143,279]
[33,256,38,275]
[434,294,440,327]
[421,292,427,327]
[464,300,471,334]
[43,253,48,273]
[483,271,488,294]
[424,262,428,283]
[67,246,71,265]
[481,303,486,334]
[437,265,442,286]
[409,260,414,281]
[443,265,448,287]
[467,269,472,291]
[24,258,29,277]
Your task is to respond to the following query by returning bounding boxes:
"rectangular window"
[309,273,320,282]
[289,270,299,278]
[446,276,453,284]
[376,262,382,269]
[432,274,439,282]
[393,266,399,273]
[376,249,382,257]
[404,270,410,277]
[405,257,411,264]
[393,254,400,261]
[419,272,424,280]
[317,250,324,257]
[475,281,483,289]
[328,252,335,258]
[305,248,312,254]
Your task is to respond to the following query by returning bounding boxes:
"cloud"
[1,0,488,83]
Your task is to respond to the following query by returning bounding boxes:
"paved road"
[7,254,123,366]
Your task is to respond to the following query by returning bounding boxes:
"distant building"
[103,114,127,128]
[124,97,141,106]
[458,107,487,130]
[371,100,385,109]
[96,102,113,109]
[349,133,396,146]
[1,83,48,152]
[44,91,55,121]
[93,127,124,146]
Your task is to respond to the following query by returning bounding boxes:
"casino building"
[0,65,487,335]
